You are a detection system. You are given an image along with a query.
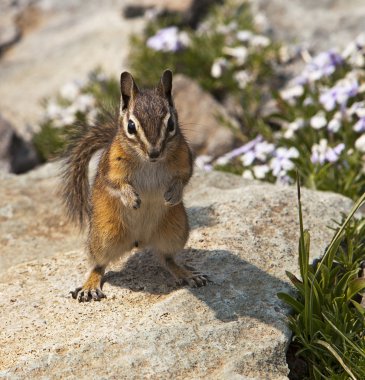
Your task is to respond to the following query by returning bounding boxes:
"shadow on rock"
[187,205,217,229]
[103,247,291,334]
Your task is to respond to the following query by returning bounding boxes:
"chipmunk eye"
[127,119,136,135]
[167,117,175,134]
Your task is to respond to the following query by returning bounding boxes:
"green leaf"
[350,300,365,315]
[314,340,357,380]
[285,271,304,293]
[346,278,365,301]
[277,292,304,313]
[322,313,365,360]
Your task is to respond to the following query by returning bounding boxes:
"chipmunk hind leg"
[71,218,129,302]
[152,204,208,288]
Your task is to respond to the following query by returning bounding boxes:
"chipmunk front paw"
[120,185,141,209]
[164,180,183,206]
[71,286,106,302]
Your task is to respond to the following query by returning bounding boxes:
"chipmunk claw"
[70,287,106,302]
[132,196,141,209]
[176,273,209,288]
[164,182,183,206]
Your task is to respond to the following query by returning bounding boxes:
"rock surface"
[0,164,353,379]
[173,74,236,158]
[0,12,21,56]
[0,114,40,174]
[254,0,365,52]
[0,0,145,137]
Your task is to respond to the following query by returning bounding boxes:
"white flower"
[87,108,98,124]
[46,101,62,119]
[311,139,345,164]
[253,165,270,179]
[356,33,365,47]
[74,94,95,113]
[59,107,76,126]
[178,31,190,47]
[355,134,365,152]
[254,141,275,161]
[342,42,357,59]
[233,70,251,89]
[242,170,254,180]
[241,150,256,166]
[328,116,341,133]
[222,46,248,65]
[310,112,327,129]
[211,57,228,78]
[347,101,365,117]
[303,97,314,106]
[250,35,270,48]
[60,82,80,101]
[236,30,252,42]
[284,118,305,139]
[195,155,213,171]
[217,21,238,34]
[253,13,269,31]
[280,85,304,101]
[279,45,300,63]
[349,52,365,67]
[270,147,299,176]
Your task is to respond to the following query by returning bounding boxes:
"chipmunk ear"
[158,69,173,107]
[120,71,139,111]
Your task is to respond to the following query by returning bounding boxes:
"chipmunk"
[61,70,208,302]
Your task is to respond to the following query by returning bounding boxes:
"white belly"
[126,161,172,243]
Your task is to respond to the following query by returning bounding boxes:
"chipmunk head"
[119,70,179,162]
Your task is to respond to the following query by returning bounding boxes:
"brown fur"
[62,70,208,302]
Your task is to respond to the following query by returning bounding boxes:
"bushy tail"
[59,109,118,228]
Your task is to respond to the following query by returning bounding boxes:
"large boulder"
[0,114,40,173]
[173,75,236,158]
[0,164,353,379]
[253,0,365,51]
[0,0,145,137]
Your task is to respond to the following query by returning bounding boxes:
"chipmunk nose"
[148,149,160,160]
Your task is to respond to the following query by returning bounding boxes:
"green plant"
[129,0,280,135]
[215,39,365,200]
[278,177,365,379]
[33,69,119,161]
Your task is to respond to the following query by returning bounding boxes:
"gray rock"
[0,13,21,56]
[253,0,365,52]
[0,0,145,137]
[0,163,353,378]
[0,114,40,173]
[173,74,237,158]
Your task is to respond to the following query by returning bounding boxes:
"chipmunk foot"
[176,272,209,288]
[164,256,209,288]
[71,265,106,302]
[71,286,106,302]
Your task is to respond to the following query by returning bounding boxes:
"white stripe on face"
[123,114,152,151]
[154,113,175,149]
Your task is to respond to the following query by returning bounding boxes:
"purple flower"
[319,90,336,111]
[311,139,345,164]
[270,147,299,177]
[296,50,343,84]
[216,136,262,166]
[215,136,262,166]
[215,136,275,167]
[354,117,365,132]
[146,27,184,52]
[319,78,359,111]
